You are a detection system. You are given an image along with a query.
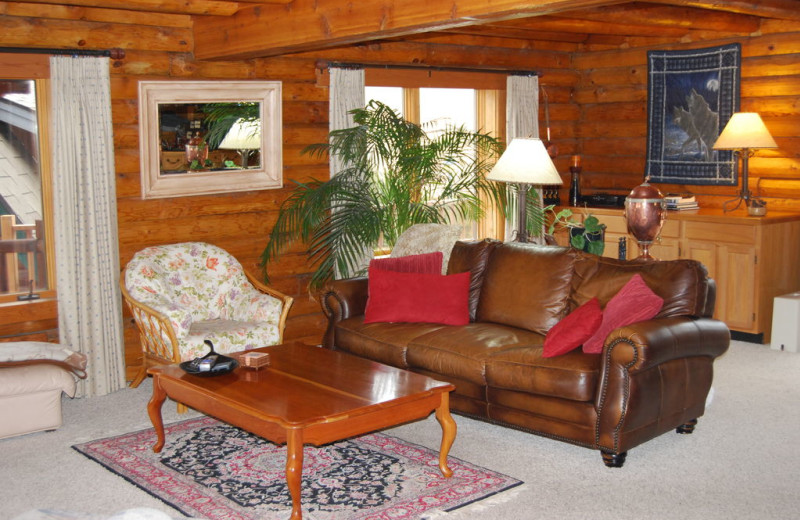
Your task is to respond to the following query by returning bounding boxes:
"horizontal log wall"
[572,21,800,211]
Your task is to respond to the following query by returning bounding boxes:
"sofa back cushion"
[447,239,502,321]
[476,243,576,334]
[570,251,710,318]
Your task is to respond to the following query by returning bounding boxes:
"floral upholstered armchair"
[121,242,293,388]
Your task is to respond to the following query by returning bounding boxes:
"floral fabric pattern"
[125,242,284,361]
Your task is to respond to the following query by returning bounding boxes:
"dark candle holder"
[569,166,582,206]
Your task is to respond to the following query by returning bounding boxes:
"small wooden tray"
[233,351,270,370]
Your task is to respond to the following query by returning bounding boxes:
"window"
[0,59,55,302]
[365,86,489,239]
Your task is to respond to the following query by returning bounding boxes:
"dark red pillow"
[542,298,602,358]
[364,267,470,326]
[583,274,664,354]
[369,252,443,274]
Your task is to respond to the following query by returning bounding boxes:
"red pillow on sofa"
[542,298,602,358]
[364,267,470,326]
[369,251,443,274]
[583,274,664,354]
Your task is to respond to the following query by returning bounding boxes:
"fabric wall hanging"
[646,43,741,185]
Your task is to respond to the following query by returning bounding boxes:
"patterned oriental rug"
[73,417,522,520]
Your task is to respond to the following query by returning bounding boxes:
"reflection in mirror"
[157,102,262,173]
[138,80,281,199]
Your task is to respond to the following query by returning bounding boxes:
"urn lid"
[627,178,663,201]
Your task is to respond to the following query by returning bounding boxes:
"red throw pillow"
[369,252,443,274]
[542,298,603,358]
[583,274,664,354]
[364,267,470,326]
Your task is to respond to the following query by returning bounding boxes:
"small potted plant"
[547,208,606,255]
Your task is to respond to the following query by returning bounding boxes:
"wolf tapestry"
[646,43,741,185]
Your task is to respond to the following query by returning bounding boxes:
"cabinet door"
[716,243,757,331]
[684,239,756,331]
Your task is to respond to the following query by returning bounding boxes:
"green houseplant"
[261,100,521,289]
[548,208,606,255]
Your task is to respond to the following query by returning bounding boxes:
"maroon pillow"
[364,267,470,326]
[542,298,602,358]
[583,274,664,354]
[369,252,443,274]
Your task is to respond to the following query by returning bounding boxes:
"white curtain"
[328,66,370,277]
[506,74,544,243]
[50,56,125,398]
[329,66,365,178]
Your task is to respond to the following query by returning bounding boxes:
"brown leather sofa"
[320,240,730,467]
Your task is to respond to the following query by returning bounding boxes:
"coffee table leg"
[435,392,457,478]
[286,428,304,520]
[148,374,167,453]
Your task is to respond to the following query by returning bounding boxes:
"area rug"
[73,417,522,520]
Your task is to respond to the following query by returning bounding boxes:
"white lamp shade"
[713,112,777,150]
[487,138,563,185]
[218,118,261,150]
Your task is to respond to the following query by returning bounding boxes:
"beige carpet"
[2,340,798,519]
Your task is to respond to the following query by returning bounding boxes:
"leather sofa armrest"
[602,316,730,371]
[319,277,369,349]
[594,317,730,455]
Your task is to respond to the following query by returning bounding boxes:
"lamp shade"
[218,118,261,150]
[713,112,777,150]
[487,138,563,185]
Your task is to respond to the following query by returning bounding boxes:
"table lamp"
[486,138,563,242]
[712,112,777,214]
[219,118,261,168]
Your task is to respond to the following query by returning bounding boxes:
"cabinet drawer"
[684,221,756,244]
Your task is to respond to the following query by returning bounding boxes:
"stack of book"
[665,194,699,211]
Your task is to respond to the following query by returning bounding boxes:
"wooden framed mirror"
[138,80,282,199]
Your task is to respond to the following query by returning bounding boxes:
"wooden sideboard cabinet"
[554,207,800,343]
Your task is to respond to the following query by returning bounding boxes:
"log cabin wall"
[0,2,798,379]
[571,21,800,211]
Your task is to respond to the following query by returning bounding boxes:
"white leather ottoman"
[0,342,86,439]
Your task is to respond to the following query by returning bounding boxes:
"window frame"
[0,55,56,304]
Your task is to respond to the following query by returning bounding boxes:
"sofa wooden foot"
[676,418,698,434]
[601,451,627,468]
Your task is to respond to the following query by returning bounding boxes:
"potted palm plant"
[261,100,519,289]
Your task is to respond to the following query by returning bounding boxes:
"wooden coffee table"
[147,342,456,520]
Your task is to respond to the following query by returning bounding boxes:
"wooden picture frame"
[138,80,282,199]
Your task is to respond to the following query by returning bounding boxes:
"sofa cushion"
[571,251,708,318]
[543,297,602,358]
[405,323,546,386]
[485,346,602,402]
[476,243,576,334]
[364,268,470,325]
[370,251,443,274]
[390,223,462,274]
[583,273,664,354]
[334,316,446,368]
[447,239,501,322]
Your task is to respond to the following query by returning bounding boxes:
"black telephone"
[181,340,238,375]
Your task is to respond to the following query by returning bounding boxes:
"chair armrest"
[120,278,193,362]
[594,317,730,454]
[319,277,369,349]
[241,270,295,342]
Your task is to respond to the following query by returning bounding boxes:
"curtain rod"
[0,47,125,59]
[323,61,537,76]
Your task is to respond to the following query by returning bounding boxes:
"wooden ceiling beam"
[559,2,762,33]
[6,0,242,16]
[192,0,628,60]
[0,1,192,27]
[644,0,800,22]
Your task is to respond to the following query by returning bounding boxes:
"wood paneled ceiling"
[4,0,800,60]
